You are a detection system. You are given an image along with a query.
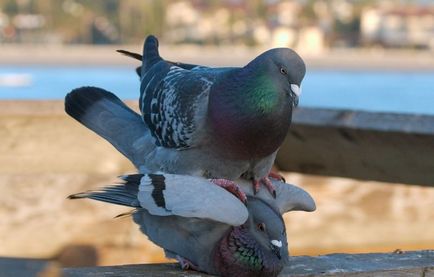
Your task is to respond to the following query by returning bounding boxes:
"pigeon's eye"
[257,223,266,232]
[280,67,288,75]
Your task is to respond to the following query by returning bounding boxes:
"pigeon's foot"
[210,179,247,204]
[253,177,277,199]
[175,255,199,271]
[268,171,286,182]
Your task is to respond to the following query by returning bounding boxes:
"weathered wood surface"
[3,101,432,185]
[284,250,434,276]
[60,250,434,277]
[0,257,60,277]
[276,108,434,186]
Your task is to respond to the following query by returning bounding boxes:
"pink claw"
[252,176,277,199]
[210,178,247,204]
[175,255,199,271]
[268,171,286,182]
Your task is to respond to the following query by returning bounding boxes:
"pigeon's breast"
[208,75,293,161]
[209,110,291,161]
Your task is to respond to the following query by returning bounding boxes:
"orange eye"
[257,223,266,232]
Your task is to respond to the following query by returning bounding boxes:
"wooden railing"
[3,250,434,276]
[3,105,433,276]
[277,107,434,186]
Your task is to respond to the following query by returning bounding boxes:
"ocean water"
[1,66,434,115]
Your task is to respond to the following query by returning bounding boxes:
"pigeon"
[68,173,315,277]
[65,35,305,196]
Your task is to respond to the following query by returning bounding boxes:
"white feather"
[271,240,282,248]
[290,84,301,96]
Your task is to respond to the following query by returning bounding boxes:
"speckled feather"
[134,35,305,181]
[140,63,220,148]
[67,35,305,184]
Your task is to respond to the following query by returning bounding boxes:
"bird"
[68,173,315,277]
[65,35,305,197]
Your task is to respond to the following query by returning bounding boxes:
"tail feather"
[68,182,141,208]
[116,49,142,61]
[142,35,162,73]
[114,210,138,219]
[117,46,201,77]
[117,49,142,77]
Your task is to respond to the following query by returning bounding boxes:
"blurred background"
[0,0,433,269]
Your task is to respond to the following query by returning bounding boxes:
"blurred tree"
[299,0,317,24]
[2,0,19,14]
[118,0,166,44]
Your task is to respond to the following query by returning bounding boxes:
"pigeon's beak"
[270,240,282,259]
[293,96,299,107]
[290,84,301,107]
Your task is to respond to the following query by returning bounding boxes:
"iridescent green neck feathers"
[244,74,279,114]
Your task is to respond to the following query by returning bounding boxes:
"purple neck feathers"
[214,226,283,277]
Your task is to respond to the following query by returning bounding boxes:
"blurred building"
[165,1,231,44]
[361,5,434,49]
[0,0,433,51]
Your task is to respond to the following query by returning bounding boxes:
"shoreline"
[1,44,434,70]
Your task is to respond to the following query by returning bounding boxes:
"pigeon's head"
[247,48,306,108]
[216,198,287,277]
[208,48,305,160]
[246,197,288,262]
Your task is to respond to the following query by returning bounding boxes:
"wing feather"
[140,64,215,149]
[137,174,248,226]
[64,87,152,169]
[235,178,317,214]
[69,173,248,226]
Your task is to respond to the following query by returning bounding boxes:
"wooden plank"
[63,262,213,277]
[61,250,434,277]
[276,108,434,186]
[284,250,434,276]
[3,101,433,185]
[0,257,60,277]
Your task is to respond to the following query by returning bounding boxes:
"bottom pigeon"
[69,173,315,277]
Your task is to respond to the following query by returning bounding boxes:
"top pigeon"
[136,35,305,189]
[133,35,305,192]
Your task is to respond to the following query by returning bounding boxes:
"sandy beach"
[1,100,433,267]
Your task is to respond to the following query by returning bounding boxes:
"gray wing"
[273,180,316,213]
[136,174,248,226]
[64,87,153,169]
[236,178,316,214]
[139,35,227,149]
[69,173,248,226]
[140,62,216,149]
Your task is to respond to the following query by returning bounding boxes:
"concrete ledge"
[276,108,434,186]
[60,250,434,276]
